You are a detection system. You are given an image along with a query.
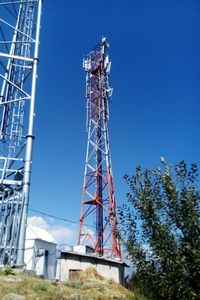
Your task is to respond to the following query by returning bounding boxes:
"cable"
[29,208,93,228]
[29,208,79,224]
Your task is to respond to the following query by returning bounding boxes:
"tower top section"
[83,37,112,80]
[101,36,110,49]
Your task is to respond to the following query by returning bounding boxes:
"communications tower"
[0,0,42,266]
[78,38,122,259]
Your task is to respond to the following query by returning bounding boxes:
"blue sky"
[28,0,200,246]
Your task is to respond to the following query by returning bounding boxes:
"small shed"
[57,247,127,285]
[24,225,57,280]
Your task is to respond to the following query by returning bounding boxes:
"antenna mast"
[78,38,122,259]
[0,0,43,266]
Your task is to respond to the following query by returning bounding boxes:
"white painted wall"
[60,254,124,284]
[24,239,35,270]
[24,226,57,280]
[96,262,120,283]
[34,239,57,279]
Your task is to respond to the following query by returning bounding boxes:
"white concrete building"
[57,248,127,285]
[24,225,57,280]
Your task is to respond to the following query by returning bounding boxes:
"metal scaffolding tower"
[0,0,42,266]
[78,37,122,260]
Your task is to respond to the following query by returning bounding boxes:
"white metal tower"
[0,0,42,266]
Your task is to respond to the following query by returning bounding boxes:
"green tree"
[120,159,200,300]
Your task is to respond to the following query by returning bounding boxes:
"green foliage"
[51,280,58,286]
[33,281,48,292]
[0,265,15,276]
[133,288,147,300]
[120,159,200,300]
[64,279,83,289]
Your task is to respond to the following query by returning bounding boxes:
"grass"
[0,265,15,276]
[0,268,145,300]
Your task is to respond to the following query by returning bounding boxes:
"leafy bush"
[120,159,200,300]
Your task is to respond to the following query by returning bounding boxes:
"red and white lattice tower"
[78,37,122,260]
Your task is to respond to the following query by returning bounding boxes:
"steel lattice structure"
[78,38,122,259]
[0,0,42,266]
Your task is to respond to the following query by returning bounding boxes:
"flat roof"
[60,250,129,267]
